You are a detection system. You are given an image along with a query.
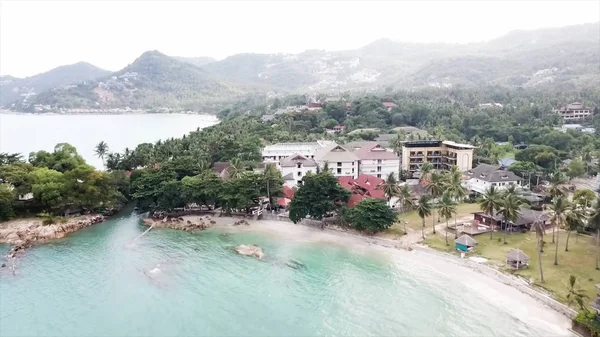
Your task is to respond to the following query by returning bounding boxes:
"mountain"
[0,62,110,107]
[173,56,217,67]
[200,22,600,92]
[21,51,247,112]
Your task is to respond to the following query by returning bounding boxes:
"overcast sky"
[1,0,599,77]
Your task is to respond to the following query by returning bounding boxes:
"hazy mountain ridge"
[0,62,110,107]
[5,22,599,111]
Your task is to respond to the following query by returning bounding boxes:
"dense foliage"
[288,172,350,223]
[343,198,397,233]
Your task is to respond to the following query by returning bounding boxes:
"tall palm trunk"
[551,221,556,243]
[454,216,458,239]
[565,231,571,252]
[554,226,560,265]
[432,214,436,234]
[445,219,449,246]
[489,212,494,240]
[421,218,426,239]
[538,237,545,282]
[503,217,508,244]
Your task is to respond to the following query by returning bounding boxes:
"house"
[472,207,551,231]
[307,102,323,111]
[261,141,333,163]
[382,101,398,111]
[338,174,386,207]
[553,102,593,121]
[326,125,346,134]
[286,105,309,112]
[213,162,231,179]
[401,140,475,172]
[465,164,523,194]
[354,142,400,179]
[17,192,34,201]
[279,154,318,188]
[479,103,503,109]
[455,235,478,252]
[261,114,275,122]
[314,144,360,178]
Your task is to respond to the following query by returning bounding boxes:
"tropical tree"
[498,194,526,244]
[565,275,588,312]
[573,189,596,209]
[396,184,413,235]
[263,163,283,207]
[227,158,247,179]
[426,172,446,229]
[438,193,457,246]
[377,172,400,205]
[415,195,432,239]
[347,198,397,234]
[288,171,350,223]
[548,196,571,265]
[419,162,434,183]
[589,201,600,270]
[531,219,546,282]
[564,206,585,252]
[95,141,109,169]
[444,166,468,237]
[547,171,568,199]
[478,185,502,240]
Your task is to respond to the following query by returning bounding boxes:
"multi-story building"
[261,141,333,164]
[314,144,359,178]
[354,142,400,179]
[401,140,474,172]
[465,164,523,194]
[553,102,593,121]
[279,154,318,188]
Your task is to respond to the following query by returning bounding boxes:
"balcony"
[410,152,424,158]
[427,151,442,157]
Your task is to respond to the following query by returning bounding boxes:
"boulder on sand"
[233,245,264,259]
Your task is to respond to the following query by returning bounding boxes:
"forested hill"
[4,22,599,111]
[0,62,110,108]
[13,51,249,112]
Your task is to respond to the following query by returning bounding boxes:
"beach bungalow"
[454,235,478,252]
[506,249,529,269]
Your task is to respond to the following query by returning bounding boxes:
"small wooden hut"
[506,249,530,269]
[454,235,478,252]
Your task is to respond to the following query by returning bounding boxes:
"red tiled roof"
[354,174,384,187]
[353,142,399,160]
[337,175,386,207]
[347,194,368,208]
[382,102,398,108]
[333,125,346,130]
[283,186,295,199]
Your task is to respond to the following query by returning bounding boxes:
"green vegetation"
[343,198,397,234]
[288,171,350,223]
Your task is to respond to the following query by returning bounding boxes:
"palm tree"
[95,141,109,168]
[396,185,413,235]
[503,184,519,197]
[377,172,400,206]
[498,194,525,244]
[548,196,571,265]
[564,206,585,252]
[478,185,502,240]
[531,219,546,282]
[419,162,434,183]
[227,158,246,179]
[565,275,588,312]
[438,194,457,246]
[445,166,468,238]
[547,171,568,199]
[426,172,446,228]
[589,201,600,270]
[415,196,432,240]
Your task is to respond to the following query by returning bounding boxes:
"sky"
[1,0,599,77]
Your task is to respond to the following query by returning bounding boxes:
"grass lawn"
[382,203,482,239]
[425,230,600,308]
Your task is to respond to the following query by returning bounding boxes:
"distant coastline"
[0,109,219,119]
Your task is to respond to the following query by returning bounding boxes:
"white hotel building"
[261,141,334,165]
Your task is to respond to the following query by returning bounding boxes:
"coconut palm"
[395,185,413,235]
[589,201,600,270]
[94,141,109,168]
[227,158,246,179]
[445,166,468,238]
[548,196,571,265]
[503,184,519,197]
[531,219,546,282]
[547,171,568,199]
[478,185,502,240]
[419,162,434,183]
[564,206,585,252]
[415,195,432,240]
[498,194,525,244]
[565,275,588,312]
[438,193,457,246]
[426,172,446,228]
[377,172,400,205]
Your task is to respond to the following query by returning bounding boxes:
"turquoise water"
[0,210,568,337]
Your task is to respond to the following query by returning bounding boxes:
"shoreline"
[144,214,575,333]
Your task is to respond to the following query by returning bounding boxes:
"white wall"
[281,164,317,188]
[468,178,520,194]
[359,159,400,179]
[318,160,358,178]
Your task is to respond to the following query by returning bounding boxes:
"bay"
[0,113,218,168]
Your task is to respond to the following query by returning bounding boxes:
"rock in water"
[233,245,264,259]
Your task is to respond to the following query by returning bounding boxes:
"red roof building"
[338,174,386,207]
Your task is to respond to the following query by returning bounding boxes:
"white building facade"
[261,141,332,164]
[465,164,523,194]
[279,154,318,188]
[354,143,400,179]
[314,144,360,178]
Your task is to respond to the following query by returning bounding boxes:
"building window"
[297,180,303,185]
[337,162,342,167]
[297,163,301,168]
[377,174,381,178]
[377,159,382,164]
[337,168,342,174]
[352,168,355,173]
[377,166,382,172]
[297,172,302,177]
[352,162,354,166]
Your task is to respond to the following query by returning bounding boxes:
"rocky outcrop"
[234,245,264,259]
[142,215,213,232]
[0,215,105,245]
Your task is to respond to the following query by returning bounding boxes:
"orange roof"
[283,186,295,199]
